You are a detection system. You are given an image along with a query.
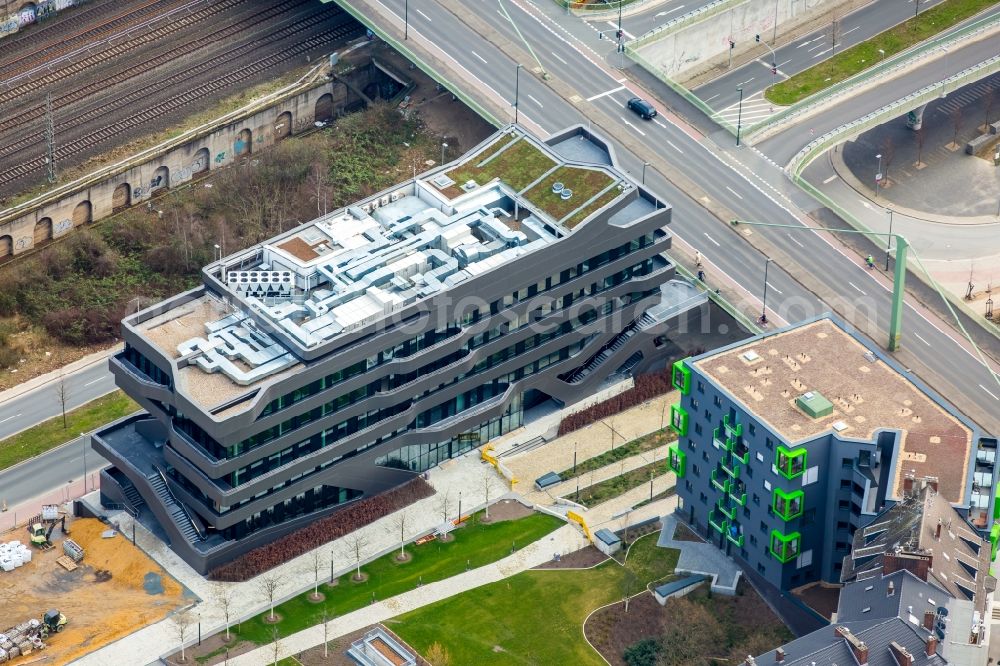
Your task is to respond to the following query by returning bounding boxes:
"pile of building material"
[0,619,46,662]
[0,540,33,573]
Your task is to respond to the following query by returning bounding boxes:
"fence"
[0,476,96,535]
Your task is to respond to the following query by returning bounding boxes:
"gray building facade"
[667,315,996,595]
[94,125,707,573]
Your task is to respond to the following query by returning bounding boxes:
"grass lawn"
[765,0,1000,105]
[633,487,677,509]
[392,533,680,665]
[579,460,672,509]
[524,165,616,222]
[560,429,676,482]
[0,390,138,471]
[233,511,562,645]
[447,138,555,192]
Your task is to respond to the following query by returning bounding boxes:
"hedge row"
[208,477,435,581]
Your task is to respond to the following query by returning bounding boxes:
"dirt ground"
[1,517,188,666]
[484,498,533,523]
[0,320,115,393]
[534,545,608,570]
[792,582,841,621]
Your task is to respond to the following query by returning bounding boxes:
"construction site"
[0,507,188,665]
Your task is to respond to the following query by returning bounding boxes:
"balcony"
[727,524,744,547]
[770,530,801,564]
[708,509,728,534]
[667,443,686,478]
[720,456,740,478]
[713,427,726,450]
[710,469,730,494]
[723,413,742,438]
[776,445,807,479]
[731,438,750,464]
[717,499,736,521]
[773,488,804,522]
[729,479,747,506]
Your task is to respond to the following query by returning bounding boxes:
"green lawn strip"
[393,534,679,665]
[564,187,621,230]
[765,0,1000,105]
[579,460,671,508]
[0,390,138,471]
[446,139,556,192]
[559,428,676,482]
[633,486,677,509]
[235,512,562,645]
[523,165,616,222]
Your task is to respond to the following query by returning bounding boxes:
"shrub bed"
[208,478,434,581]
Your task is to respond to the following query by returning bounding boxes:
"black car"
[627,97,657,120]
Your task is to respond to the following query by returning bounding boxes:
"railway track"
[0,20,363,188]
[0,0,317,136]
[0,0,251,97]
[0,0,196,75]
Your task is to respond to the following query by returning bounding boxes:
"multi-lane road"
[340,0,1000,433]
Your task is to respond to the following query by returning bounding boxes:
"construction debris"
[61,539,84,563]
[55,556,77,572]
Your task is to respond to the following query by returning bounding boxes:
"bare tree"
[56,376,69,429]
[915,125,928,166]
[437,490,451,523]
[344,532,369,581]
[171,610,195,662]
[983,89,995,131]
[392,511,409,560]
[880,136,895,182]
[621,568,639,613]
[311,550,323,599]
[258,573,284,622]
[950,107,964,147]
[270,626,282,666]
[317,608,331,658]
[830,17,841,57]
[307,162,330,216]
[213,585,234,641]
[482,474,499,521]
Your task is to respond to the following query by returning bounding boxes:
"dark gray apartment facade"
[94,125,707,573]
[667,315,996,596]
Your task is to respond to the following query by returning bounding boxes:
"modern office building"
[94,124,707,573]
[666,315,997,596]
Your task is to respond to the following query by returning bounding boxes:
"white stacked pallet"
[0,540,32,573]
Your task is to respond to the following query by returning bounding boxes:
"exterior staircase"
[564,313,658,384]
[147,471,201,543]
[121,483,146,513]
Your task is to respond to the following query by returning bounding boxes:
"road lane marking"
[812,48,833,58]
[737,77,755,86]
[981,385,1000,400]
[843,26,860,36]
[725,185,743,200]
[471,51,488,64]
[666,140,683,153]
[0,412,22,424]
[796,39,814,48]
[656,5,685,16]
[808,42,827,52]
[913,332,931,346]
[777,59,792,67]
[822,174,837,184]
[766,282,783,294]
[550,51,568,65]
[83,378,105,387]
[587,85,625,101]
[788,234,805,248]
[616,77,627,83]
[606,21,635,40]
[620,116,646,136]
[703,93,719,102]
[653,119,667,128]
[416,8,432,21]
[703,232,721,247]
[848,281,867,295]
[527,94,543,107]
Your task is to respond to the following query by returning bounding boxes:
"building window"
[749,424,756,436]
[695,422,703,435]
[772,488,805,521]
[700,492,708,505]
[698,381,704,394]
[842,457,853,468]
[743,507,751,518]
[752,493,760,506]
[760,521,768,534]
[702,451,709,462]
[765,437,773,450]
[769,530,802,563]
[838,500,850,510]
[691,398,700,409]
[713,396,722,408]
[837,521,849,530]
[775,445,807,479]
[692,464,700,477]
[840,479,852,489]
[757,563,766,575]
[750,534,757,546]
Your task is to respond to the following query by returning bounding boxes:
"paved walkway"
[657,513,742,592]
[537,443,672,503]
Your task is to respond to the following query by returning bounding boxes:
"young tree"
[950,107,964,147]
[56,376,69,429]
[392,511,409,560]
[171,610,195,663]
[270,626,282,666]
[621,568,639,613]
[914,125,928,167]
[879,135,895,183]
[345,532,369,581]
[317,608,331,658]
[830,17,841,56]
[307,162,330,216]
[213,585,234,641]
[482,474,499,521]
[437,490,451,523]
[311,549,323,599]
[258,573,284,622]
[982,89,995,132]
[424,642,452,666]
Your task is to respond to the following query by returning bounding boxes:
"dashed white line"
[416,8,432,21]
[587,85,625,101]
[704,93,719,102]
[656,5,684,16]
[848,281,867,295]
[666,139,683,153]
[822,174,837,184]
[788,235,805,248]
[843,26,860,36]
[621,117,646,136]
[912,332,931,346]
[766,282,783,294]
[471,50,488,64]
[550,51,568,65]
[527,94,543,107]
[653,119,667,128]
[812,47,833,59]
[0,412,22,424]
[703,232,721,247]
[808,42,827,52]
[981,384,1000,400]
[725,185,743,200]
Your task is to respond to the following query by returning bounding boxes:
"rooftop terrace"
[694,319,972,503]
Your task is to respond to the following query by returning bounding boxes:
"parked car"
[627,97,657,120]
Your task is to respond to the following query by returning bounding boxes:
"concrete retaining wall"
[636,0,855,84]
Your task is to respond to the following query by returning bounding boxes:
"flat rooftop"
[694,319,972,503]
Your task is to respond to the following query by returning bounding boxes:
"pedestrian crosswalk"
[710,90,777,127]
[936,78,998,116]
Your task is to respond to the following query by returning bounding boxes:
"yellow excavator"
[27,515,66,550]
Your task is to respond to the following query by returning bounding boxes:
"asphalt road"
[0,435,108,510]
[343,0,1000,433]
[618,0,715,37]
[695,0,950,118]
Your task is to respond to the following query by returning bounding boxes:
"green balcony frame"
[776,445,807,479]
[717,499,736,521]
[669,403,688,437]
[729,479,748,506]
[713,426,726,450]
[709,509,728,534]
[667,443,687,478]
[731,438,750,464]
[727,524,745,547]
[720,455,740,478]
[710,469,730,494]
[991,523,1000,561]
[723,413,743,437]
[994,484,1000,521]
[773,487,805,522]
[770,530,802,564]
[672,359,691,395]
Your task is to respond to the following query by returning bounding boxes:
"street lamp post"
[875,153,883,198]
[772,0,779,42]
[81,434,87,492]
[441,142,448,165]
[760,258,773,325]
[641,161,649,184]
[885,208,894,271]
[514,64,523,124]
[404,0,409,40]
[735,87,744,146]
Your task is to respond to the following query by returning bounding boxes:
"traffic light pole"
[731,219,908,352]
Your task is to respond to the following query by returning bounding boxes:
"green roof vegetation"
[446,138,556,193]
[765,0,1000,105]
[563,187,621,230]
[524,165,617,225]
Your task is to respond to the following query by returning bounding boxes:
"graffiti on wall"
[1,0,79,39]
[54,219,72,234]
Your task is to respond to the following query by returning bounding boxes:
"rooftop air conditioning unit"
[390,192,400,202]
[361,203,371,213]
[381,195,390,206]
